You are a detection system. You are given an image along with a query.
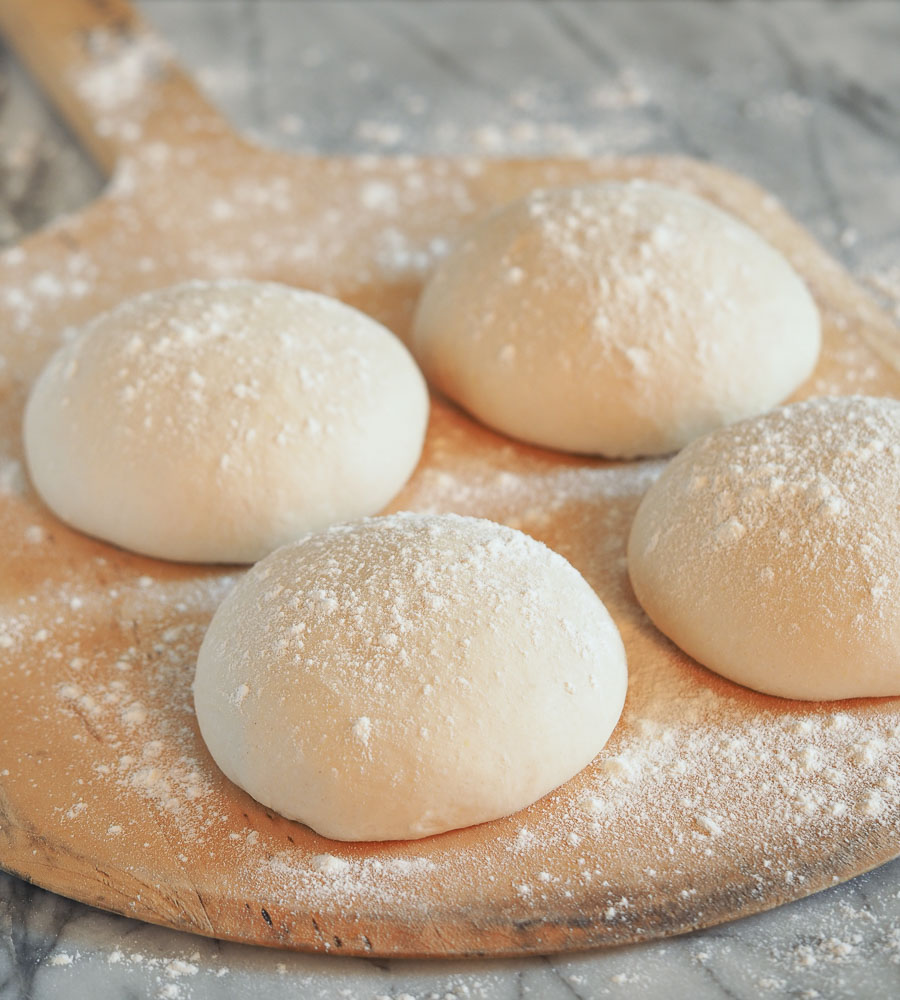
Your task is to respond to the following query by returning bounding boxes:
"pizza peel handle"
[0,0,238,173]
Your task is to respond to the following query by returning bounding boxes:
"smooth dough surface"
[24,280,428,563]
[628,396,900,701]
[412,181,820,458]
[194,512,628,841]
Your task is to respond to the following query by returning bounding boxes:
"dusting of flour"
[3,385,900,952]
[1,37,900,953]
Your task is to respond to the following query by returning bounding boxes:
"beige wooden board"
[1,0,900,959]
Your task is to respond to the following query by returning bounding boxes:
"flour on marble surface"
[865,266,900,323]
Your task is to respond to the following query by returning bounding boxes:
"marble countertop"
[1,1,899,997]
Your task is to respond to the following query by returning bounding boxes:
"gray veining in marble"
[1,2,899,998]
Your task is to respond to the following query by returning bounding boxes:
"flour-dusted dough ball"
[628,396,900,701]
[412,181,820,458]
[24,280,428,563]
[194,513,627,841]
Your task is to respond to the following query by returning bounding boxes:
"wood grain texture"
[1,0,900,958]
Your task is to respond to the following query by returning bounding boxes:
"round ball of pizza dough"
[23,280,428,563]
[412,181,820,458]
[628,396,900,700]
[194,512,628,841]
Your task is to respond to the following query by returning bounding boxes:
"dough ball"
[628,396,900,701]
[194,512,627,841]
[412,181,820,458]
[23,280,428,563]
